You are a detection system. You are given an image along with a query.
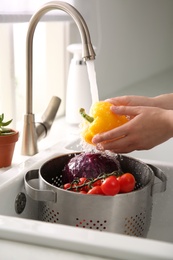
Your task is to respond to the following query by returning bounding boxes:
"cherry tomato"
[101,176,120,196]
[77,177,90,192]
[67,182,79,192]
[117,173,135,193]
[77,177,87,191]
[79,177,87,185]
[79,190,87,194]
[87,186,104,195]
[92,179,103,187]
[63,183,71,190]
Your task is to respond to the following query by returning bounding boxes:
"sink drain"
[15,192,26,214]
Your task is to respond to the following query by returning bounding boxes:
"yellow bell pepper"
[79,101,128,144]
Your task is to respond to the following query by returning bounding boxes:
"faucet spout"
[21,1,96,156]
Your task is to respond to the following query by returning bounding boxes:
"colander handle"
[24,169,57,202]
[147,164,167,195]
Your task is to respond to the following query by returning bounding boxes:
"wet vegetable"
[117,173,136,193]
[80,101,128,144]
[101,176,120,196]
[62,152,120,183]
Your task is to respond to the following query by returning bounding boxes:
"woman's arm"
[107,93,173,110]
[153,93,173,110]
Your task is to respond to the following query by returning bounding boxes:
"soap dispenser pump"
[66,43,92,124]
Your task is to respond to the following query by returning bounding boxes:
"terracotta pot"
[0,130,19,168]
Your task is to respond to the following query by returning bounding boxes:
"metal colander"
[24,153,166,237]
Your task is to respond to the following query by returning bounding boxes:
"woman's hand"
[92,105,173,153]
[106,95,155,107]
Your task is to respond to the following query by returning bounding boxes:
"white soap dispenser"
[66,43,92,124]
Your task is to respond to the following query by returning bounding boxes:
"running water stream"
[86,60,99,104]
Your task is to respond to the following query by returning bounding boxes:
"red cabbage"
[63,152,120,183]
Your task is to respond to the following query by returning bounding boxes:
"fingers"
[94,135,138,154]
[110,105,140,117]
[92,123,128,145]
[92,107,137,145]
[106,97,124,106]
[106,95,152,107]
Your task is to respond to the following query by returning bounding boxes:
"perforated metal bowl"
[24,153,166,237]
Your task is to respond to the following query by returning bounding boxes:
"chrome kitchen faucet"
[21,1,96,155]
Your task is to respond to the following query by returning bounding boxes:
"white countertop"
[1,214,173,260]
[0,239,108,260]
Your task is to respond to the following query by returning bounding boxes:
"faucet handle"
[36,96,61,140]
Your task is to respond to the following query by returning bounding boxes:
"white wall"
[73,0,173,99]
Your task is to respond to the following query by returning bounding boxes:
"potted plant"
[0,113,19,168]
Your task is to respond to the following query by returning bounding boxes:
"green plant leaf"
[0,113,13,133]
[0,113,4,123]
[1,119,13,127]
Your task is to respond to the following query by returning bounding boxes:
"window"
[0,22,71,128]
[0,0,75,128]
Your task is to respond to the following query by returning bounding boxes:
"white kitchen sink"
[0,138,173,259]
